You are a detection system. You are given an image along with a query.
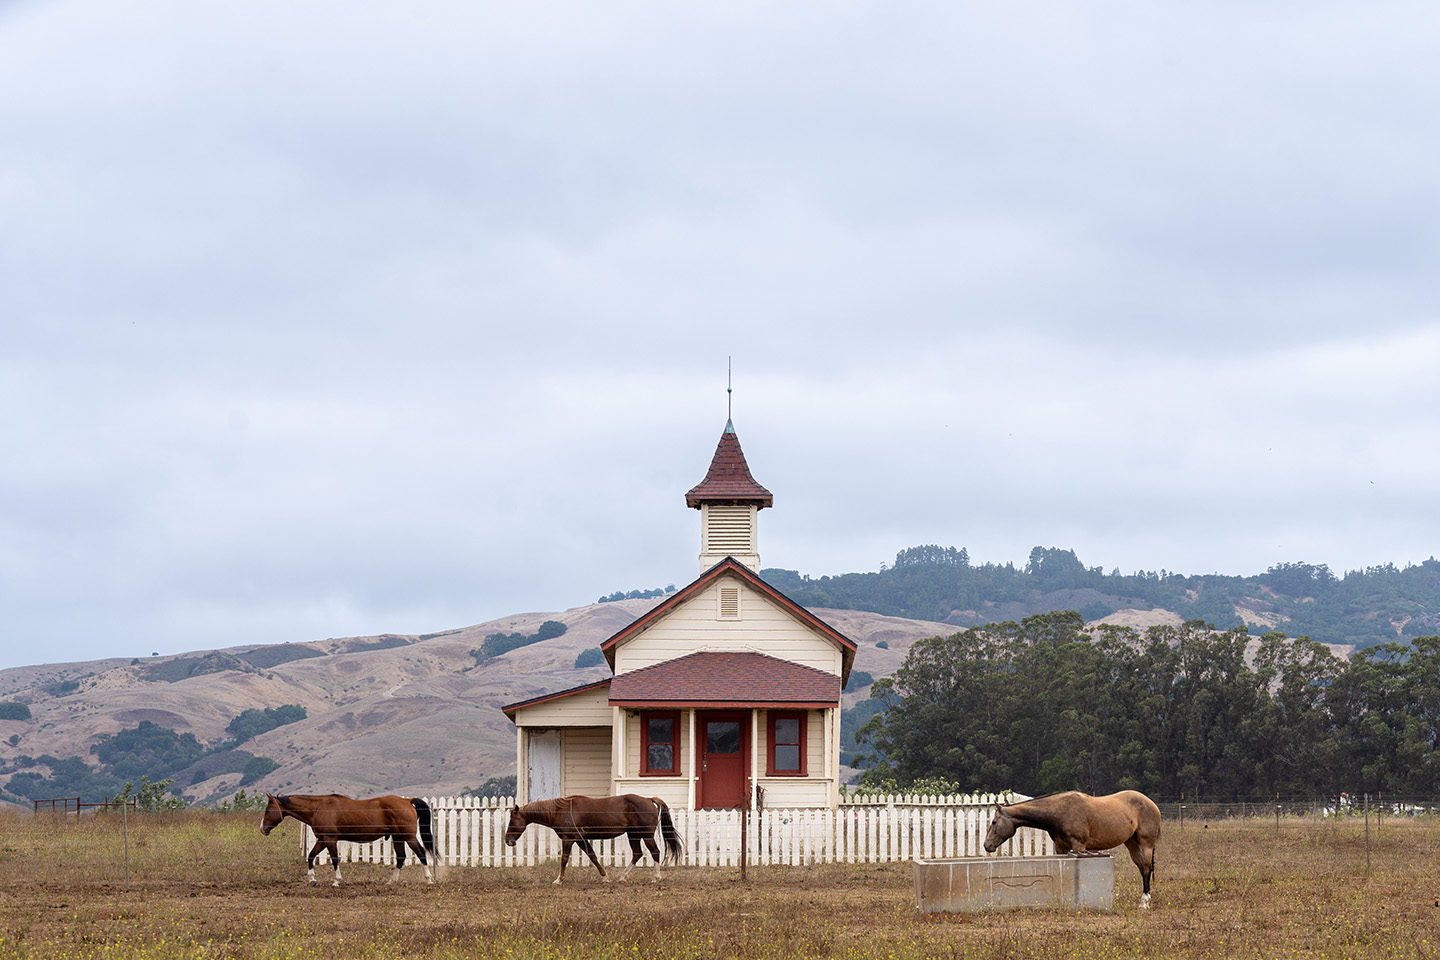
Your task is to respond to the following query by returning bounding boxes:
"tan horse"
[261,793,437,887]
[504,794,684,884]
[984,790,1161,908]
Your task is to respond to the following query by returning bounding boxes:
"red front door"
[697,711,747,809]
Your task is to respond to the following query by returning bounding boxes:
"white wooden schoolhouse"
[503,418,858,811]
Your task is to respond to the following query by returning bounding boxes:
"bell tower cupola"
[685,419,772,574]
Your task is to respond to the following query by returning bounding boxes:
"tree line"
[856,611,1440,802]
[2,706,306,806]
[763,545,1440,651]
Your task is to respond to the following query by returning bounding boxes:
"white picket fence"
[301,793,1055,868]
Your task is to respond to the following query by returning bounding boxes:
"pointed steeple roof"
[685,419,773,509]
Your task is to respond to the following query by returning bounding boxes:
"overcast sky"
[3,0,1437,672]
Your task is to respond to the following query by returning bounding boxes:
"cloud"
[2,0,1438,669]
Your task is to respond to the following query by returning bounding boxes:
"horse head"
[260,793,285,835]
[982,802,1017,853]
[503,804,527,846]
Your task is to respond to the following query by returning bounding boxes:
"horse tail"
[653,798,684,866]
[411,798,438,863]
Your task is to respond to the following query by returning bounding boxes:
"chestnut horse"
[504,794,684,884]
[261,793,437,887]
[984,790,1161,908]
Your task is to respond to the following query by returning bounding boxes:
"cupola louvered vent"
[705,504,754,554]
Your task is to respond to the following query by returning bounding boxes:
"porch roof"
[501,678,611,720]
[608,651,841,709]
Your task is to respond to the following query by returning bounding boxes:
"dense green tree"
[858,624,1015,791]
[91,721,203,781]
[226,704,307,743]
[1251,633,1344,797]
[239,756,280,784]
[856,600,1440,800]
[473,620,570,661]
[573,648,605,669]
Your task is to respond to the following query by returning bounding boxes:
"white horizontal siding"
[612,779,690,809]
[562,727,613,797]
[754,778,834,808]
[513,685,612,726]
[614,578,843,676]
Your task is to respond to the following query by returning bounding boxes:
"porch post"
[750,709,760,808]
[516,725,529,805]
[686,708,697,809]
[613,706,626,781]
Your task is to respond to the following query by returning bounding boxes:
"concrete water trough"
[912,852,1115,913]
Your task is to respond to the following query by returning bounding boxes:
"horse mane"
[524,797,570,818]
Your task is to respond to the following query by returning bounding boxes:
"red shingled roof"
[609,651,841,708]
[685,420,773,508]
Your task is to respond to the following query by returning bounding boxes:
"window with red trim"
[767,711,807,776]
[641,711,680,775]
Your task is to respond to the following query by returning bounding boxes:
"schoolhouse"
[503,418,858,810]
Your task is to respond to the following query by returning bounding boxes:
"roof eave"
[502,678,612,720]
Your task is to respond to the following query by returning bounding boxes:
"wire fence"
[1161,797,1440,825]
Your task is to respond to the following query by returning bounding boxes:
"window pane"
[648,744,673,771]
[648,716,673,744]
[775,717,800,745]
[706,721,741,754]
[775,744,800,771]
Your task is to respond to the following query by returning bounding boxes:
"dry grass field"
[1,809,1437,959]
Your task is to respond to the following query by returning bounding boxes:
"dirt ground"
[2,812,1438,959]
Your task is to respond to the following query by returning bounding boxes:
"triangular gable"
[600,557,857,682]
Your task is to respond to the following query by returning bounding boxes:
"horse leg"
[407,839,434,884]
[305,840,327,885]
[642,834,663,882]
[390,834,407,883]
[617,835,642,881]
[1124,836,1155,909]
[326,842,343,887]
[553,841,573,885]
[579,839,608,882]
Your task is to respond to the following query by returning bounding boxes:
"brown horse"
[984,790,1162,908]
[261,793,437,886]
[504,794,684,884]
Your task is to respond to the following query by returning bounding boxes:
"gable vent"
[718,586,741,619]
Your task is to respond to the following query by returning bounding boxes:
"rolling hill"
[0,598,1014,807]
